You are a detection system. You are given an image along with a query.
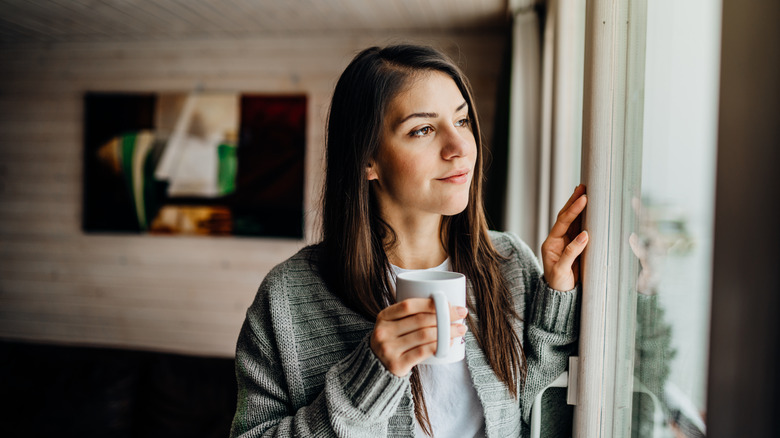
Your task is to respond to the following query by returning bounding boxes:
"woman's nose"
[440,126,471,160]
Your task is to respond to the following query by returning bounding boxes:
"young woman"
[230,44,588,437]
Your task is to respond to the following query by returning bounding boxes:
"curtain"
[504,1,542,249]
[504,0,585,255]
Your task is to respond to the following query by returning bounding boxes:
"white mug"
[395,270,466,364]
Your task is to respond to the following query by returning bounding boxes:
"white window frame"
[574,0,648,436]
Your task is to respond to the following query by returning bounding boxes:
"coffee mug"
[396,270,466,364]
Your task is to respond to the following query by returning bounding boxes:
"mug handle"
[431,291,450,359]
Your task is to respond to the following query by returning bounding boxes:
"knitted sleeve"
[634,293,675,399]
[229,260,409,437]
[498,232,580,426]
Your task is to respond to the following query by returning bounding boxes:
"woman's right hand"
[370,298,468,377]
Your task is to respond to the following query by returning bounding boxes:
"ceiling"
[0,0,509,43]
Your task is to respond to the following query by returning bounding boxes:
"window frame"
[574,0,648,436]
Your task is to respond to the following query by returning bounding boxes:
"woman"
[230,44,588,437]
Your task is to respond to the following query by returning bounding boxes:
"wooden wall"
[0,32,506,357]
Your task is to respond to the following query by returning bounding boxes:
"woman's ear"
[366,161,379,181]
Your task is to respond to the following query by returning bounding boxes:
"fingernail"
[576,230,588,243]
[457,306,468,317]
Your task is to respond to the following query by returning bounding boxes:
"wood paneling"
[0,0,507,43]
[0,31,505,357]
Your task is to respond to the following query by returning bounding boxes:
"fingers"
[373,320,467,376]
[390,322,467,371]
[549,193,588,239]
[372,298,468,376]
[449,302,468,321]
[543,186,589,291]
[556,230,589,273]
[558,184,587,216]
[400,322,466,352]
[378,298,432,322]
[378,299,466,338]
[397,322,466,348]
[380,298,466,322]
[383,310,456,338]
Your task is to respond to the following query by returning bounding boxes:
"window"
[573,0,719,436]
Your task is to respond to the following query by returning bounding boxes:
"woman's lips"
[437,170,470,184]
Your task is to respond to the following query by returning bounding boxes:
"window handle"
[530,357,578,438]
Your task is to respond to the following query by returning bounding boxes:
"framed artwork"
[82,92,306,238]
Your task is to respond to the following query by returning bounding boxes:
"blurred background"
[0,1,511,436]
[0,1,777,437]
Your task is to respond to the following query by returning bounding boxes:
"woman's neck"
[385,215,447,270]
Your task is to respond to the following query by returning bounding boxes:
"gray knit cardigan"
[230,231,579,437]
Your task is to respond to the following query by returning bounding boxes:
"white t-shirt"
[390,260,487,438]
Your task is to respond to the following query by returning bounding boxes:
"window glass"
[630,0,720,436]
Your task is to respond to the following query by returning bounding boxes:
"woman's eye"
[410,126,433,137]
[455,117,470,127]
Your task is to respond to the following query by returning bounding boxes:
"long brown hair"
[320,45,524,436]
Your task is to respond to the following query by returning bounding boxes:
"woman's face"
[367,71,477,221]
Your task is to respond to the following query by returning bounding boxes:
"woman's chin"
[441,200,470,217]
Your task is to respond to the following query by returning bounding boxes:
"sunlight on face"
[367,71,477,225]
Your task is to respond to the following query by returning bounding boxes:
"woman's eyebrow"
[395,101,469,126]
[397,111,438,125]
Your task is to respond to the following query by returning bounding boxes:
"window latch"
[567,356,579,405]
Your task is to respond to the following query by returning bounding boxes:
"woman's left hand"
[541,184,589,291]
